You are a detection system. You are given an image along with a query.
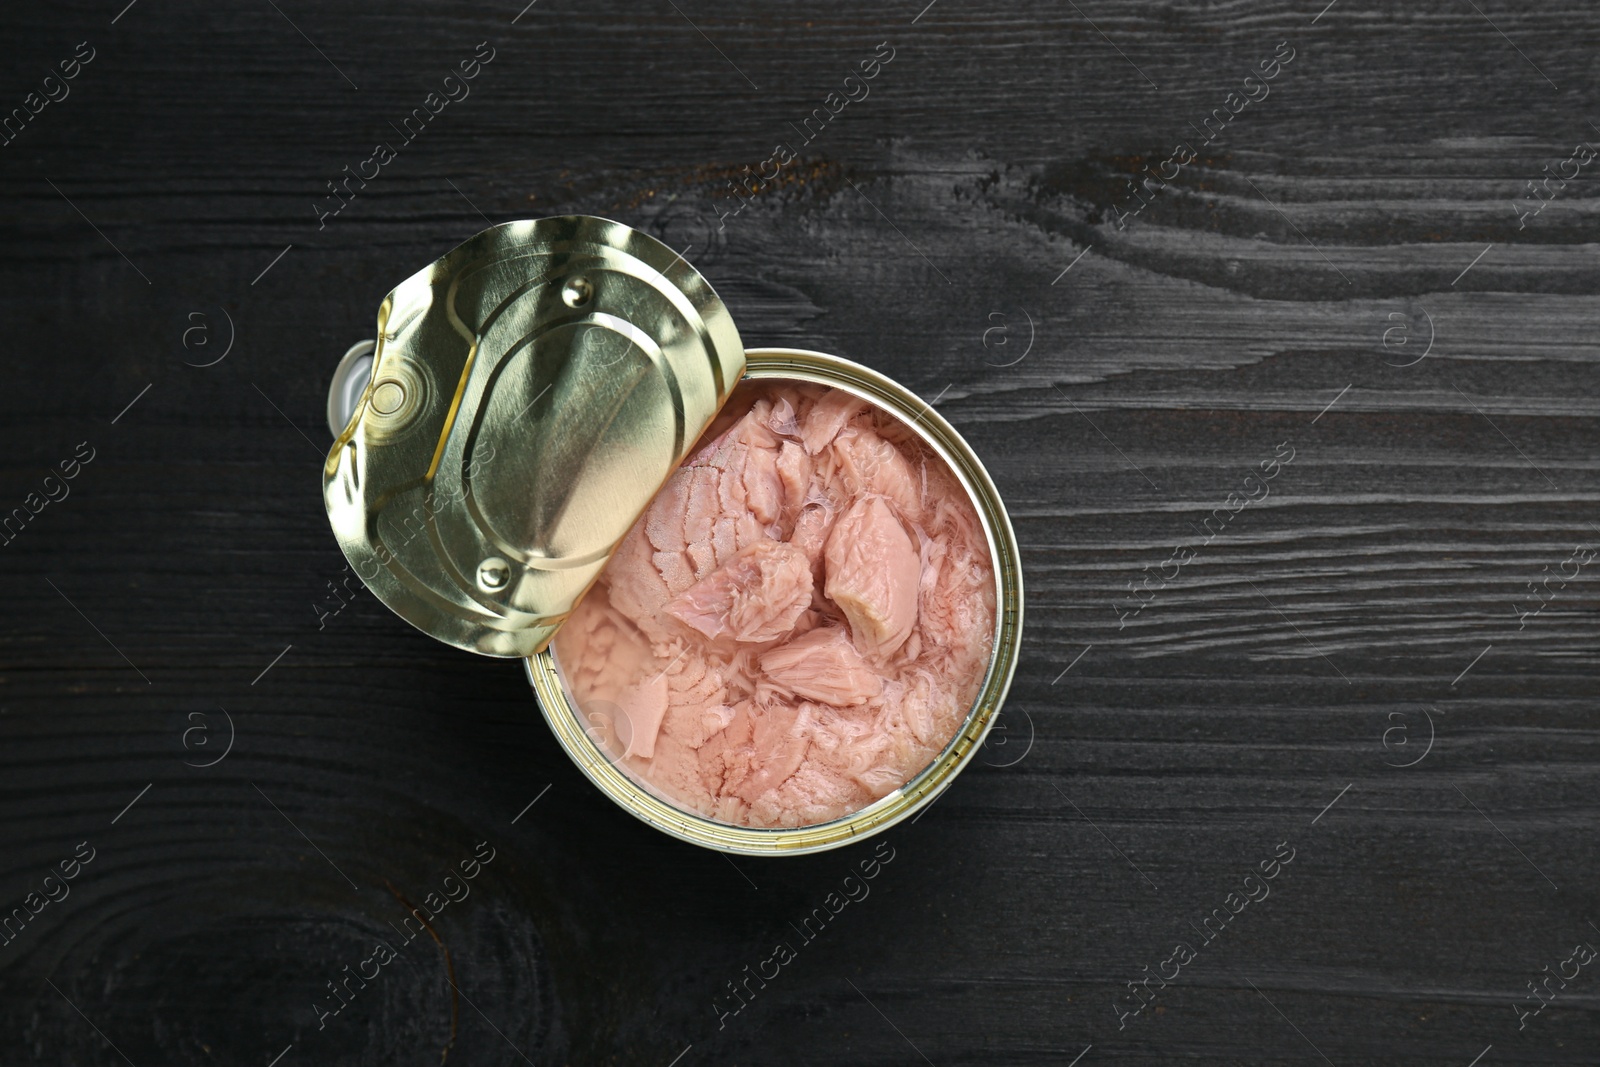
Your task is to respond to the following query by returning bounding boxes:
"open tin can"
[324,216,1021,854]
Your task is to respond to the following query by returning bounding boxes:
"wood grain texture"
[1,0,1598,1064]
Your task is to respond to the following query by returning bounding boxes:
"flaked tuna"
[552,381,997,829]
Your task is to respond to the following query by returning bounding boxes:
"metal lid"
[322,216,746,657]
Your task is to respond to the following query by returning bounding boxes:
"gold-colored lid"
[322,216,746,657]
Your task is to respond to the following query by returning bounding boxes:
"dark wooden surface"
[2,1,1598,1064]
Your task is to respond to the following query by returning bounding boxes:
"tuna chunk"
[800,390,869,454]
[824,495,920,658]
[742,443,782,526]
[776,440,812,517]
[605,523,674,643]
[760,626,884,705]
[617,671,670,759]
[788,503,835,581]
[732,704,811,802]
[834,425,924,523]
[646,465,724,593]
[665,539,812,644]
[766,395,799,438]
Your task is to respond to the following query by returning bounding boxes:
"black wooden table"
[3,2,1597,1064]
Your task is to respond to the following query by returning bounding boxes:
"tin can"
[325,218,1022,855]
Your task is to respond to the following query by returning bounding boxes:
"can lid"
[322,216,746,657]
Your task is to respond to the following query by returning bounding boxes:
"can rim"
[524,347,1024,854]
